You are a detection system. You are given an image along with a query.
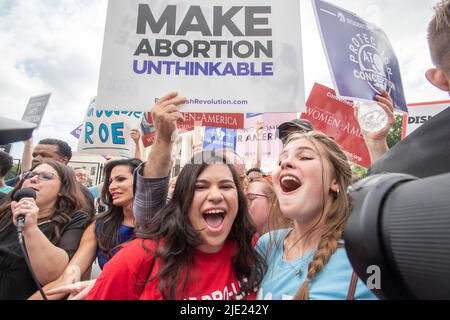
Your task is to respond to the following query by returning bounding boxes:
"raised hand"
[151,92,186,144]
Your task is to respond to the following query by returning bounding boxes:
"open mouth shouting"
[280,175,302,194]
[202,208,227,232]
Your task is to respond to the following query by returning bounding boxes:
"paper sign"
[21,93,52,128]
[203,127,237,151]
[302,83,371,168]
[236,112,296,171]
[78,97,143,157]
[0,144,12,154]
[70,125,83,139]
[312,0,407,112]
[141,112,244,147]
[402,100,450,139]
[96,0,305,113]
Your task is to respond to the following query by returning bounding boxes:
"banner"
[21,93,52,128]
[312,0,407,112]
[302,83,371,168]
[78,97,143,157]
[141,112,244,147]
[203,127,237,151]
[402,100,450,139]
[70,124,83,139]
[236,112,296,171]
[96,0,305,113]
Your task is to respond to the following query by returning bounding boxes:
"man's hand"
[151,92,186,144]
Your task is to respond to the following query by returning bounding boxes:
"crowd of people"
[0,0,449,300]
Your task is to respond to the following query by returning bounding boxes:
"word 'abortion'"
[133,5,273,76]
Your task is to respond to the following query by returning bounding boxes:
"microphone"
[13,188,37,233]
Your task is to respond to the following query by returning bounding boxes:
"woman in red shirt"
[86,150,267,300]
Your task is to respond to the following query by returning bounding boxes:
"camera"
[345,173,450,299]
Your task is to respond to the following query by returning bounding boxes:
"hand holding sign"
[130,129,141,143]
[151,92,186,144]
[354,90,395,140]
[354,90,395,162]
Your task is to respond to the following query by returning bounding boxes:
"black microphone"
[13,188,37,233]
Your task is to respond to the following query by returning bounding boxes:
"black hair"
[246,167,263,176]
[0,151,13,177]
[38,138,72,161]
[137,150,267,300]
[95,158,142,260]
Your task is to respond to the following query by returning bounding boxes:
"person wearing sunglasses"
[0,160,90,299]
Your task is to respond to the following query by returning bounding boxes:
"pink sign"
[236,112,296,170]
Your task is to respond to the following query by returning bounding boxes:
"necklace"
[283,230,316,278]
[284,251,315,278]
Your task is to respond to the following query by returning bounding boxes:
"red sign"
[301,83,371,168]
[141,112,244,147]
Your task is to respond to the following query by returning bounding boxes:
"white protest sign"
[402,100,450,139]
[21,93,52,128]
[96,0,305,113]
[77,97,143,157]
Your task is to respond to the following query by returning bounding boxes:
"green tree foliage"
[5,162,20,181]
[387,114,404,149]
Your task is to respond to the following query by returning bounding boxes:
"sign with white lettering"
[302,83,371,168]
[70,124,83,140]
[97,0,305,113]
[141,111,244,147]
[203,127,237,151]
[78,97,143,157]
[402,100,450,139]
[21,93,52,128]
[312,0,407,112]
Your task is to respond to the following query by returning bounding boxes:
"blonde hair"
[282,132,353,300]
[428,0,450,74]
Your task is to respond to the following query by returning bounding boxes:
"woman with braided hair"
[256,131,376,300]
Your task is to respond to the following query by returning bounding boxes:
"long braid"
[293,224,344,300]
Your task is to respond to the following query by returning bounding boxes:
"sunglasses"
[22,171,59,181]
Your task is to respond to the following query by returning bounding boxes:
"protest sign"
[96,0,305,113]
[141,112,244,147]
[302,83,371,168]
[312,0,407,112]
[70,124,83,140]
[203,127,237,151]
[21,93,52,128]
[78,97,143,157]
[402,100,450,139]
[0,144,12,154]
[236,112,296,171]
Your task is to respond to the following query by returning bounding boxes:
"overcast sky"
[1,0,448,159]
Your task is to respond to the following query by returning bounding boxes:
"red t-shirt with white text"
[85,238,256,300]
